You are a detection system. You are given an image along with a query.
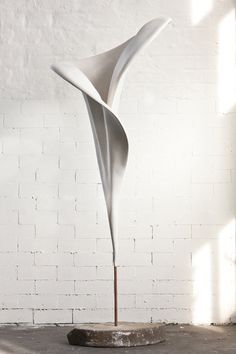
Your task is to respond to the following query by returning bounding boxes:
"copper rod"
[114,265,118,326]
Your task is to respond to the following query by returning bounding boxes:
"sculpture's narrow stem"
[114,265,118,326]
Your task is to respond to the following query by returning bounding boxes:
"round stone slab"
[67,322,165,347]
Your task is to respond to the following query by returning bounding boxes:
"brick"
[172,295,193,309]
[75,223,110,239]
[34,309,72,324]
[95,266,136,281]
[73,309,112,323]
[12,167,36,183]
[44,114,78,128]
[173,266,192,281]
[0,309,32,323]
[119,280,153,294]
[57,209,78,225]
[35,280,74,294]
[58,294,96,309]
[0,280,34,294]
[59,98,85,114]
[0,266,17,280]
[96,266,113,280]
[76,169,100,184]
[135,266,173,280]
[96,239,134,253]
[152,308,191,323]
[0,183,18,198]
[173,239,192,253]
[59,183,96,203]
[154,225,191,239]
[117,253,151,266]
[135,238,173,253]
[19,210,57,225]
[96,294,135,309]
[136,294,173,308]
[0,149,19,173]
[35,253,73,266]
[76,141,96,155]
[152,280,193,295]
[5,137,42,155]
[18,266,57,280]
[0,295,18,308]
[138,97,176,114]
[75,280,113,294]
[4,113,44,128]
[1,197,36,211]
[19,182,58,198]
[119,309,152,322]
[58,266,96,281]
[19,294,57,309]
[0,100,21,114]
[36,167,75,183]
[58,238,96,253]
[177,99,216,114]
[0,253,34,266]
[192,225,223,239]
[60,154,97,170]
[20,128,59,144]
[74,252,112,266]
[60,126,92,144]
[36,224,75,238]
[19,237,57,252]
[19,154,59,170]
[0,236,17,252]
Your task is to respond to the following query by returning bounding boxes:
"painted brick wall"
[0,0,236,324]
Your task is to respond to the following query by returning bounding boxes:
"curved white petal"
[51,18,171,265]
[108,17,172,111]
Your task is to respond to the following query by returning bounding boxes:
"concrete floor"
[0,325,236,354]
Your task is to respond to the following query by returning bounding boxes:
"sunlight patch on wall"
[217,9,236,114]
[218,219,236,323]
[192,243,212,324]
[191,0,213,25]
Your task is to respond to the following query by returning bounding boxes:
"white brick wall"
[0,0,236,325]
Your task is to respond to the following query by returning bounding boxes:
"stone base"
[67,322,165,347]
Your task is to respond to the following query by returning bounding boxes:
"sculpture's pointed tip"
[51,62,71,79]
[137,17,172,37]
[51,62,70,74]
[148,17,172,28]
[166,17,173,24]
[51,64,59,74]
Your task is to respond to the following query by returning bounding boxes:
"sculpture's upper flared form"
[51,18,171,266]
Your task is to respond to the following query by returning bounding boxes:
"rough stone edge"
[67,322,165,347]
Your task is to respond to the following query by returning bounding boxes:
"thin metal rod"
[114,265,118,326]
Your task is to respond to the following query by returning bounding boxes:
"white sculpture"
[52,17,171,326]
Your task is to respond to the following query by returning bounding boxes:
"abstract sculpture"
[52,17,171,346]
